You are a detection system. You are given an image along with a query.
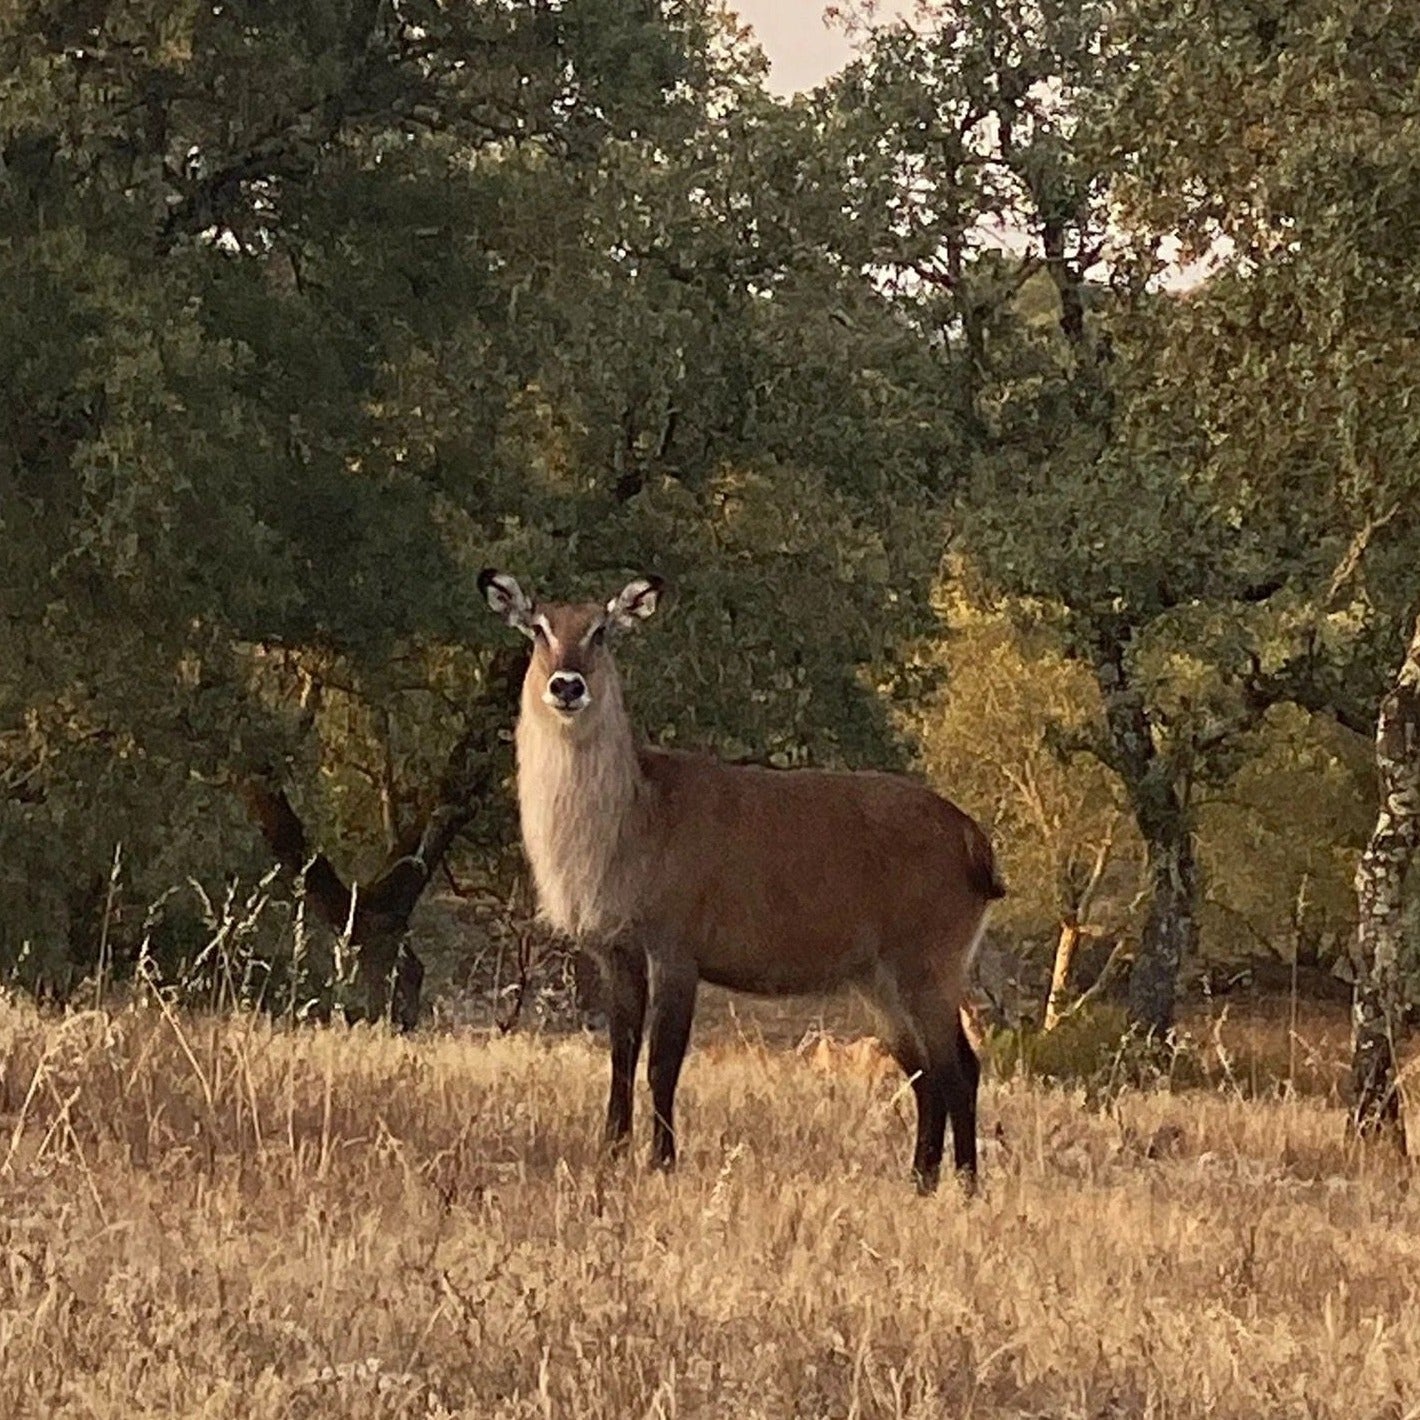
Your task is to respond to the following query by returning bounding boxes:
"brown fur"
[480,571,1005,1191]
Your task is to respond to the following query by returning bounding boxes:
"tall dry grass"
[0,996,1417,1419]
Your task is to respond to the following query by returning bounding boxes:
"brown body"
[480,570,1005,1191]
[621,749,996,1001]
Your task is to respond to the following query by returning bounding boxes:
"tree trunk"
[238,779,437,1030]
[348,921,425,1033]
[1042,830,1114,1031]
[1043,918,1082,1031]
[1349,612,1420,1147]
[1087,619,1199,1037]
[1127,826,1198,1036]
[238,646,525,1031]
[1042,218,1086,347]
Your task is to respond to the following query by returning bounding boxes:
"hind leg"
[945,1017,980,1183]
[874,979,978,1194]
[915,1040,977,1193]
[911,1066,952,1194]
[881,1031,947,1193]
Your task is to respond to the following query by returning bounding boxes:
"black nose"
[548,672,586,705]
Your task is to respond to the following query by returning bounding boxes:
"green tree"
[1101,0,1420,1137]
[0,0,707,1014]
[1198,707,1371,990]
[823,0,1323,1036]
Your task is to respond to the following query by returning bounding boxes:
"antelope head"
[478,570,664,728]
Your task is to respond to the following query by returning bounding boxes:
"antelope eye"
[589,625,607,648]
[531,623,548,643]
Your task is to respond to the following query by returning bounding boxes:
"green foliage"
[989,1005,1130,1084]
[817,0,1420,1029]
[1102,0,1420,649]
[1198,707,1373,974]
[1094,0,1420,1032]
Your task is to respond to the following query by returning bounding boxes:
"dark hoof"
[913,1167,977,1197]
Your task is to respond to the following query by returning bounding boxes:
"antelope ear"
[478,569,534,632]
[606,575,665,631]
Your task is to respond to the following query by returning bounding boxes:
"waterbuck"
[479,570,1005,1192]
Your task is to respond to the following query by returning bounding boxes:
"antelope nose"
[547,671,587,707]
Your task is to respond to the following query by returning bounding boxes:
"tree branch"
[235,777,354,934]
[362,642,527,918]
[1327,502,1401,605]
[1054,937,1134,1023]
[1073,821,1117,925]
[1043,719,1126,778]
[1236,646,1374,739]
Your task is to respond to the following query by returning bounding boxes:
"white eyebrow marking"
[580,618,608,647]
[535,614,560,649]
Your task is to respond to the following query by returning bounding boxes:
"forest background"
[4,0,1420,1132]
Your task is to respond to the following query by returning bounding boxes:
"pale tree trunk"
[1349,613,1420,1147]
[1042,831,1114,1031]
[1043,919,1082,1031]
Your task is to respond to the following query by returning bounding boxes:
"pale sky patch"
[731,1,910,95]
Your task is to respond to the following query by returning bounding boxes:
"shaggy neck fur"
[514,670,646,940]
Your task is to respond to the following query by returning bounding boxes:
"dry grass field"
[1,992,1418,1419]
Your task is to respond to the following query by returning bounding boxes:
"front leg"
[602,947,647,1154]
[646,957,698,1171]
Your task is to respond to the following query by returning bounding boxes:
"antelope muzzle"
[544,670,590,714]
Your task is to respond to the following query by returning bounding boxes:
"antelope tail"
[966,822,1008,902]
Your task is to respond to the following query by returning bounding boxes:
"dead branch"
[1054,938,1134,1024]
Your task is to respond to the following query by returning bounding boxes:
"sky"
[731,1,908,95]
[730,2,846,95]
